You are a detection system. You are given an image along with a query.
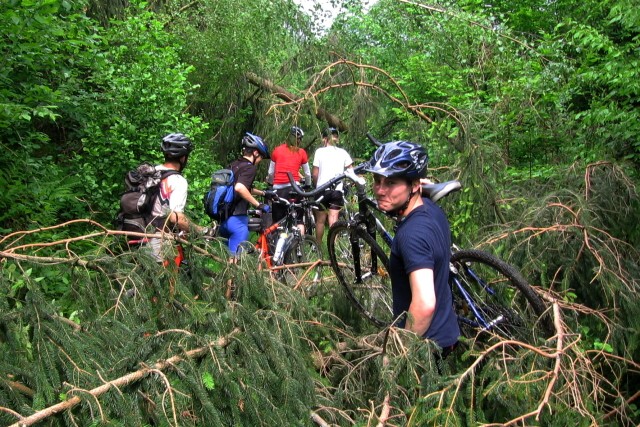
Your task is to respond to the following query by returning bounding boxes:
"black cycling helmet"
[242,132,270,159]
[322,127,339,138]
[364,140,428,180]
[290,126,304,139]
[161,133,194,158]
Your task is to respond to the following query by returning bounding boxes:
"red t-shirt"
[271,144,309,185]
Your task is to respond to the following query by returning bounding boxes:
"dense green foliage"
[1,0,639,425]
[0,0,207,232]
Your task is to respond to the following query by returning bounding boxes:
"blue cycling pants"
[218,215,249,255]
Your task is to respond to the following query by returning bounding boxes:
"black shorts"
[319,189,344,210]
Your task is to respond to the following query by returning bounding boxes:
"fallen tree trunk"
[244,72,348,132]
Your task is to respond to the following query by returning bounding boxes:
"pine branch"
[245,71,347,132]
[7,329,240,427]
[1,379,34,397]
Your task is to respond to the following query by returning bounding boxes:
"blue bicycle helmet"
[364,140,428,180]
[161,133,194,158]
[290,126,304,139]
[242,132,270,159]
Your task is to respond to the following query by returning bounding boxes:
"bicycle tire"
[450,249,551,343]
[280,235,322,292]
[327,221,393,327]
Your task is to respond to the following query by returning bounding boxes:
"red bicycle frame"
[255,221,279,268]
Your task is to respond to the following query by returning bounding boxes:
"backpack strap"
[160,169,181,180]
[226,160,253,215]
[148,169,182,231]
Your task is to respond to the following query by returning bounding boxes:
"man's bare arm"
[405,268,437,336]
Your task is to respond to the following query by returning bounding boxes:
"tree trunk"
[244,72,348,133]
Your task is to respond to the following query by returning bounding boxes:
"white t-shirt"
[313,146,353,191]
[150,166,188,218]
[148,166,188,262]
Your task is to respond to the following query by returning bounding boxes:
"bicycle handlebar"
[366,132,383,147]
[286,164,367,198]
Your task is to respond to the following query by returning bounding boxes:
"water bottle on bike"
[272,230,289,264]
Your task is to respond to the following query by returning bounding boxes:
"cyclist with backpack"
[218,132,272,257]
[266,126,312,234]
[364,140,460,355]
[147,133,208,263]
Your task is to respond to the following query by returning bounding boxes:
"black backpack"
[115,163,180,233]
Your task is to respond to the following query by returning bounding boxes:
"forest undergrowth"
[1,161,639,426]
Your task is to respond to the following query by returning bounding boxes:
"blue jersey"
[389,198,460,348]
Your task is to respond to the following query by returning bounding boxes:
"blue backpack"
[203,169,236,221]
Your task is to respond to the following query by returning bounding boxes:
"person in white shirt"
[148,133,206,263]
[312,127,353,245]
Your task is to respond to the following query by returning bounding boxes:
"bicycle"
[287,156,552,344]
[286,184,322,240]
[249,196,322,290]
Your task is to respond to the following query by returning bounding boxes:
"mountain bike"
[249,196,322,290]
[287,158,552,344]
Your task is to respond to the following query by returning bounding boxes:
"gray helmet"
[290,126,304,139]
[242,132,270,159]
[322,127,339,138]
[364,140,428,180]
[161,133,193,158]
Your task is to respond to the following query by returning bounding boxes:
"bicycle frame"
[288,168,518,331]
[252,198,307,269]
[255,219,280,268]
[450,270,504,331]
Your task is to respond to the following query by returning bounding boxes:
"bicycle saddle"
[421,180,462,203]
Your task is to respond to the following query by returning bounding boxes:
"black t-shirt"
[229,158,256,216]
[389,198,460,348]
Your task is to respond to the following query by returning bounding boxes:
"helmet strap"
[178,155,188,172]
[395,181,422,217]
[251,150,261,165]
[395,191,413,217]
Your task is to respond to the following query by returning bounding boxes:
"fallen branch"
[8,329,240,427]
[375,355,392,427]
[0,219,226,264]
[310,410,331,427]
[1,379,34,397]
[245,72,348,132]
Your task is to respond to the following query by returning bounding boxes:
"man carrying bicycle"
[364,141,460,355]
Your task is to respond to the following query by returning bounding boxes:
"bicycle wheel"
[280,235,322,293]
[450,249,551,344]
[327,221,392,327]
